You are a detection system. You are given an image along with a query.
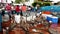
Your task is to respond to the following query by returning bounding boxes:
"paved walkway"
[3,23,60,34]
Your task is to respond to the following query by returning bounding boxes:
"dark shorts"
[12,10,16,14]
[16,11,21,15]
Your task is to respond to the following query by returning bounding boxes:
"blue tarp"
[41,5,60,12]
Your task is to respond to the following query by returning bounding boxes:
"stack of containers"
[47,16,58,24]
[42,11,52,19]
[42,11,58,24]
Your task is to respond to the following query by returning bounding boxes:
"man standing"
[15,5,20,15]
[35,4,40,12]
[5,4,11,13]
[5,4,12,18]
[21,4,27,16]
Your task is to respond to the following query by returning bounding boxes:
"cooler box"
[47,16,52,22]
[46,15,52,21]
[47,16,58,24]
[51,16,58,24]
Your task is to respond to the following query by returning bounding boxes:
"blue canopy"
[41,5,60,12]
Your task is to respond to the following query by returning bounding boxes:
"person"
[15,5,20,15]
[0,11,3,33]
[11,5,16,15]
[14,14,21,24]
[5,4,11,14]
[5,4,12,18]
[35,4,41,13]
[27,6,31,11]
[2,14,9,22]
[21,4,27,12]
[2,13,11,28]
[27,6,32,16]
[31,6,35,12]
[21,4,27,16]
[2,10,5,16]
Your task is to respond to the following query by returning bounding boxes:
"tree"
[15,0,22,3]
[32,2,51,7]
[32,2,43,7]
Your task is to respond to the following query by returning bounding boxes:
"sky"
[12,0,60,3]
[51,0,60,3]
[0,0,60,3]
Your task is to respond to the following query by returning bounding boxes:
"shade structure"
[41,5,60,12]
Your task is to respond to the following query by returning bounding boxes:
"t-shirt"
[6,5,11,11]
[15,6,20,12]
[21,6,27,12]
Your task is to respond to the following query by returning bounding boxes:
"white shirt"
[14,14,21,23]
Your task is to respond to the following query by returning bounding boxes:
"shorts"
[12,10,16,14]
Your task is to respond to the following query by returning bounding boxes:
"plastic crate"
[47,16,58,24]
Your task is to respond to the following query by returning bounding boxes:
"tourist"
[21,4,27,16]
[11,5,16,15]
[5,4,12,18]
[15,5,20,15]
[5,4,12,14]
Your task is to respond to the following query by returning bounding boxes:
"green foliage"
[37,2,43,7]
[32,2,44,7]
[32,2,51,7]
[43,2,51,6]
[32,2,37,7]
[15,0,22,3]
